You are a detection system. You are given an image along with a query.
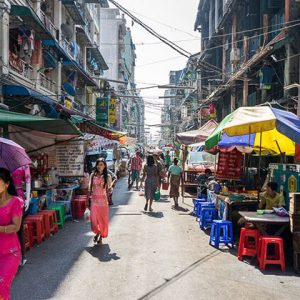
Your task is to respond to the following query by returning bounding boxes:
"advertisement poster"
[109,97,117,124]
[96,97,109,125]
[56,141,84,177]
[216,149,243,180]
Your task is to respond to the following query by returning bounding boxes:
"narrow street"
[11,178,300,300]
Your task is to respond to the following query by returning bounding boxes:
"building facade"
[0,0,109,119]
[194,0,300,122]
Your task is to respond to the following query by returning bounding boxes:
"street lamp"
[284,83,300,116]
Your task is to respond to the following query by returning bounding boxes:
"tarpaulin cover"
[176,119,218,145]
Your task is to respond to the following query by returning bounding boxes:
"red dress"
[0,196,23,300]
[90,176,109,238]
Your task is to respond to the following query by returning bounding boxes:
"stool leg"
[238,229,245,261]
[215,224,220,249]
[279,242,286,272]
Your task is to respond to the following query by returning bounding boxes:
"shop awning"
[2,85,56,106]
[0,109,81,135]
[10,5,53,40]
[71,115,126,141]
[87,47,109,70]
[176,119,218,145]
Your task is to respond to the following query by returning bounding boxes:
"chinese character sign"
[109,97,117,124]
[96,97,109,125]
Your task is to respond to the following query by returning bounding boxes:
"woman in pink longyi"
[88,158,111,245]
[0,168,23,300]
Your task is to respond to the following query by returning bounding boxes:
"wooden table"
[238,211,290,236]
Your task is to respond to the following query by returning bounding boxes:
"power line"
[107,0,192,58]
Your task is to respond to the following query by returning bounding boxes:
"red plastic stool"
[72,198,87,219]
[238,227,260,260]
[258,236,285,271]
[36,212,52,238]
[23,223,33,251]
[24,215,45,244]
[39,210,58,234]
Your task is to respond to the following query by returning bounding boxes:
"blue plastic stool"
[193,198,207,216]
[199,207,217,229]
[197,193,207,200]
[196,202,215,220]
[209,220,234,249]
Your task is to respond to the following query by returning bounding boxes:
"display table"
[217,194,258,221]
[238,211,290,236]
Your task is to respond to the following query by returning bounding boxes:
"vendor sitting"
[258,182,285,210]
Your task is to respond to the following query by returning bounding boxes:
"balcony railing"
[9,52,34,81]
[40,10,58,40]
[39,73,56,94]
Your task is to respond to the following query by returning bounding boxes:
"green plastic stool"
[46,204,65,228]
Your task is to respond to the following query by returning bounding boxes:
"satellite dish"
[61,23,73,40]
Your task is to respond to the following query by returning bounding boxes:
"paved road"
[11,178,300,300]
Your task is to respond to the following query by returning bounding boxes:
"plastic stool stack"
[210,220,234,249]
[24,215,45,245]
[257,236,285,271]
[46,204,66,228]
[193,198,207,217]
[196,202,215,220]
[199,207,217,230]
[238,227,260,261]
[23,223,33,251]
[39,210,58,234]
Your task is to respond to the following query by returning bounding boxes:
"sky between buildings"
[114,0,200,135]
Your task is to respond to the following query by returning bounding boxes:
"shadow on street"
[85,244,121,262]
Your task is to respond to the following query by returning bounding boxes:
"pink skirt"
[90,195,109,238]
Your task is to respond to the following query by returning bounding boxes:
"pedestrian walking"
[164,150,171,171]
[88,158,112,245]
[140,155,159,212]
[153,154,165,190]
[128,151,143,190]
[0,168,23,300]
[168,158,182,209]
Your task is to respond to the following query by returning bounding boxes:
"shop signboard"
[109,97,117,124]
[96,97,109,125]
[216,149,243,180]
[56,141,84,176]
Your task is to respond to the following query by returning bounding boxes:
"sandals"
[144,203,148,211]
[97,236,102,245]
[93,235,99,243]
[149,207,153,212]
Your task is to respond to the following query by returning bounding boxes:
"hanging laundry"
[31,39,42,65]
[259,65,275,90]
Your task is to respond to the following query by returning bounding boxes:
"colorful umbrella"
[0,137,32,172]
[205,107,300,155]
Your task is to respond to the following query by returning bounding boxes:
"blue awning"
[1,85,55,106]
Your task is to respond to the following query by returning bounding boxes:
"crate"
[289,193,300,214]
[293,233,300,251]
[294,251,300,273]
[290,213,300,233]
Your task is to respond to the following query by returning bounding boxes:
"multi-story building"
[0,0,109,119]
[194,0,300,121]
[100,7,143,137]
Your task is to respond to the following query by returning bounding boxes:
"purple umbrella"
[0,137,32,172]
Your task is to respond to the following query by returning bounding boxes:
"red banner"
[216,148,243,180]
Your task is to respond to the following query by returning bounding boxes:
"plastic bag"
[84,208,90,222]
[154,189,161,201]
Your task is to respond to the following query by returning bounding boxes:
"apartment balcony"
[39,73,56,94]
[40,10,58,41]
[9,52,34,83]
[61,0,86,25]
[76,24,94,47]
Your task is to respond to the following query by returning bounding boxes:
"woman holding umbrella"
[0,168,23,300]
